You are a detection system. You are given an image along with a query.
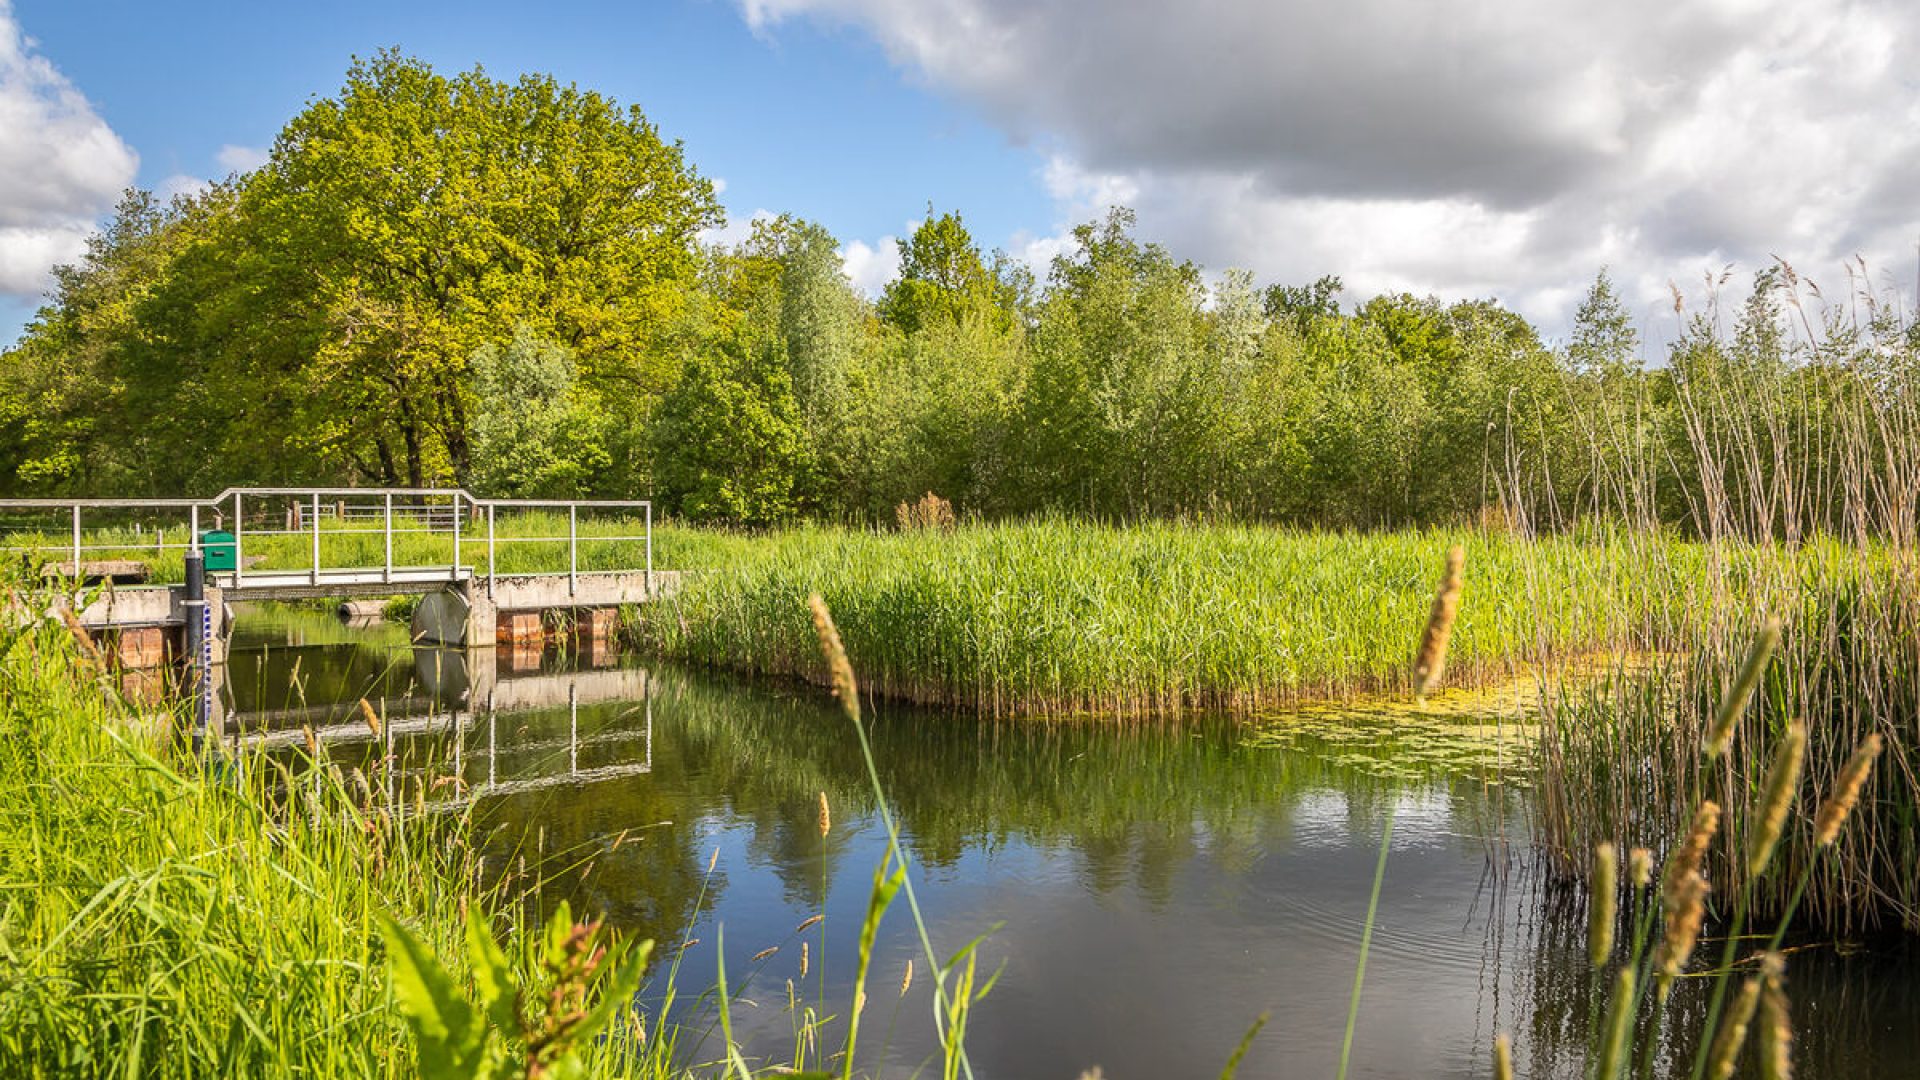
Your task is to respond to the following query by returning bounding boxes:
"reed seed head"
[1814,733,1883,847]
[1587,842,1618,968]
[1746,721,1806,879]
[1758,953,1793,1080]
[900,959,914,996]
[795,914,824,934]
[1629,847,1653,888]
[1706,618,1779,758]
[1657,869,1710,986]
[800,940,809,978]
[1493,1034,1513,1080]
[751,946,780,963]
[1704,972,1764,1080]
[1662,800,1721,901]
[357,697,382,738]
[1413,545,1466,703]
[818,791,831,837]
[808,593,860,723]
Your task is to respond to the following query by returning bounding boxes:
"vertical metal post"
[645,503,653,594]
[486,505,496,595]
[310,493,320,585]
[568,683,579,775]
[451,494,462,579]
[233,492,244,587]
[568,504,577,597]
[190,505,200,554]
[383,493,393,583]
[70,505,80,577]
[184,549,210,751]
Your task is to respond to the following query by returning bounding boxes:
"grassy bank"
[631,519,1710,714]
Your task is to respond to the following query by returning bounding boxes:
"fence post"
[383,493,393,583]
[70,505,80,577]
[451,493,462,580]
[310,492,320,585]
[233,492,244,588]
[568,504,577,597]
[487,505,496,596]
[645,503,653,595]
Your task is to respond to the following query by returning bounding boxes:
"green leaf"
[380,913,488,1080]
[464,905,520,1037]
[543,899,574,970]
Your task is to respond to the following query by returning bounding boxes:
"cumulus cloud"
[0,1,138,296]
[839,235,900,297]
[741,0,1920,336]
[215,144,269,175]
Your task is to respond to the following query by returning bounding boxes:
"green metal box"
[200,530,237,572]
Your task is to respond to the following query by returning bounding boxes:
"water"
[226,605,1920,1079]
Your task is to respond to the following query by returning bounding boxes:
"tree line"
[4,51,1913,536]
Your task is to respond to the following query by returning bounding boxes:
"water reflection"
[229,606,1919,1079]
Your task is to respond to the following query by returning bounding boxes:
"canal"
[224,605,1920,1079]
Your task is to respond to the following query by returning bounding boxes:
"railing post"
[487,505,496,596]
[310,493,320,586]
[645,503,653,595]
[568,504,577,597]
[70,505,80,578]
[451,493,462,580]
[190,505,200,555]
[383,493,393,583]
[233,492,244,588]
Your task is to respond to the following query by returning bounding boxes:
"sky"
[2,0,1917,349]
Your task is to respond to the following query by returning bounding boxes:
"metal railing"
[0,487,653,595]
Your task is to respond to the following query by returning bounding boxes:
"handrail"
[0,487,654,594]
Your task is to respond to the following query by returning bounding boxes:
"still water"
[227,606,1919,1079]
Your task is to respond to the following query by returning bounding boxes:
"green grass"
[630,518,1715,714]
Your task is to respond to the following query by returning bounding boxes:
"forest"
[2,50,1912,540]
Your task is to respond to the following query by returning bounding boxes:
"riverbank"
[0,600,679,1076]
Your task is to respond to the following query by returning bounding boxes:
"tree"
[467,329,610,497]
[650,333,812,526]
[240,50,720,486]
[879,209,1019,335]
[1568,269,1639,375]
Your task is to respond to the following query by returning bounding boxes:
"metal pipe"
[383,493,393,583]
[451,493,462,579]
[645,503,653,594]
[70,505,80,577]
[487,505,496,595]
[190,505,199,555]
[568,504,577,597]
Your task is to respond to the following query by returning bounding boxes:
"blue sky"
[4,0,1916,349]
[0,0,1055,342]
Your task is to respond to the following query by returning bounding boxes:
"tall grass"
[1527,273,1920,933]
[634,519,1704,714]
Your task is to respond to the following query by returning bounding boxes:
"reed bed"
[1523,276,1920,936]
[634,519,1702,714]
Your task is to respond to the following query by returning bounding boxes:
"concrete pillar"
[466,585,497,649]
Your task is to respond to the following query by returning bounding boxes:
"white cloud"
[700,206,777,249]
[0,0,138,296]
[839,236,900,297]
[741,0,1920,337]
[214,143,269,175]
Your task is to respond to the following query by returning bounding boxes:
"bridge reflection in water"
[224,615,652,806]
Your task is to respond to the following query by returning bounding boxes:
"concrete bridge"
[1,487,676,691]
